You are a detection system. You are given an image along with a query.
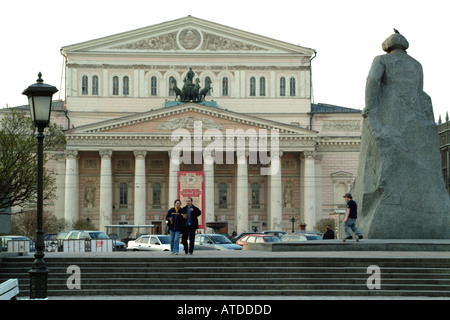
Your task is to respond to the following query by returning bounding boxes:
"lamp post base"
[29,267,49,299]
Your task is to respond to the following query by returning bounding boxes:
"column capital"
[65,150,78,158]
[303,151,316,159]
[99,150,113,158]
[133,150,147,158]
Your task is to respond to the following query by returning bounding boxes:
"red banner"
[178,171,205,232]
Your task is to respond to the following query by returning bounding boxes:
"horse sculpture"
[193,78,201,102]
[170,78,184,101]
[199,78,212,101]
[170,70,213,103]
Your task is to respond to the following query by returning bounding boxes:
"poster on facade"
[178,171,205,232]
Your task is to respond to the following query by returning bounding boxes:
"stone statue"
[353,30,450,239]
[199,77,212,101]
[186,67,195,85]
[170,78,184,101]
[171,68,210,103]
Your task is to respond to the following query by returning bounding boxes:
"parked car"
[281,232,323,241]
[230,232,263,243]
[56,230,127,251]
[44,233,57,240]
[262,230,287,238]
[0,236,35,252]
[236,234,282,246]
[194,234,243,250]
[127,235,179,251]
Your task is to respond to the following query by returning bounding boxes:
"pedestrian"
[181,197,202,255]
[166,199,184,255]
[322,225,335,240]
[343,193,363,240]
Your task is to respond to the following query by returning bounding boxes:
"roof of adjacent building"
[311,103,361,114]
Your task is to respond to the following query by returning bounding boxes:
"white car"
[127,234,178,251]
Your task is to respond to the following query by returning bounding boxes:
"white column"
[303,151,316,231]
[204,153,215,231]
[168,151,180,207]
[64,150,79,224]
[236,153,248,234]
[99,150,113,232]
[270,151,282,230]
[134,150,147,225]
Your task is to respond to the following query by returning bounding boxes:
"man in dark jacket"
[181,197,202,255]
[343,193,363,240]
[322,225,335,240]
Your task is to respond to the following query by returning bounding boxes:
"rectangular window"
[119,183,128,206]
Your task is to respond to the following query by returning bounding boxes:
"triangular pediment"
[66,103,317,136]
[62,16,315,56]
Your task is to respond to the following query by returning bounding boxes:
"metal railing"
[0,238,125,253]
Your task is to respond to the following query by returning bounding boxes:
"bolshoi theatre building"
[44,16,362,235]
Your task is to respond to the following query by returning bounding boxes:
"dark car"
[44,233,57,240]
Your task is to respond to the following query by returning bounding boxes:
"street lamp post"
[290,216,296,233]
[22,72,58,299]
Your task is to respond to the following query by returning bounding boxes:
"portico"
[63,103,318,233]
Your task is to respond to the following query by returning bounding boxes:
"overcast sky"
[1,0,448,122]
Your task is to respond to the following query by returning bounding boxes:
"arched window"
[280,77,286,96]
[82,76,88,95]
[119,183,128,206]
[153,183,161,206]
[250,77,256,96]
[260,77,266,96]
[168,76,175,96]
[222,77,229,96]
[92,76,99,95]
[251,183,260,208]
[112,76,119,96]
[123,76,129,95]
[151,76,157,96]
[290,77,296,96]
[219,183,227,208]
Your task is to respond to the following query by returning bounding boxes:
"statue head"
[382,32,409,53]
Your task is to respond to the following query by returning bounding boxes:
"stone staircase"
[1,255,449,298]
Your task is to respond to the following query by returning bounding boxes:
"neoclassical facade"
[50,16,362,234]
